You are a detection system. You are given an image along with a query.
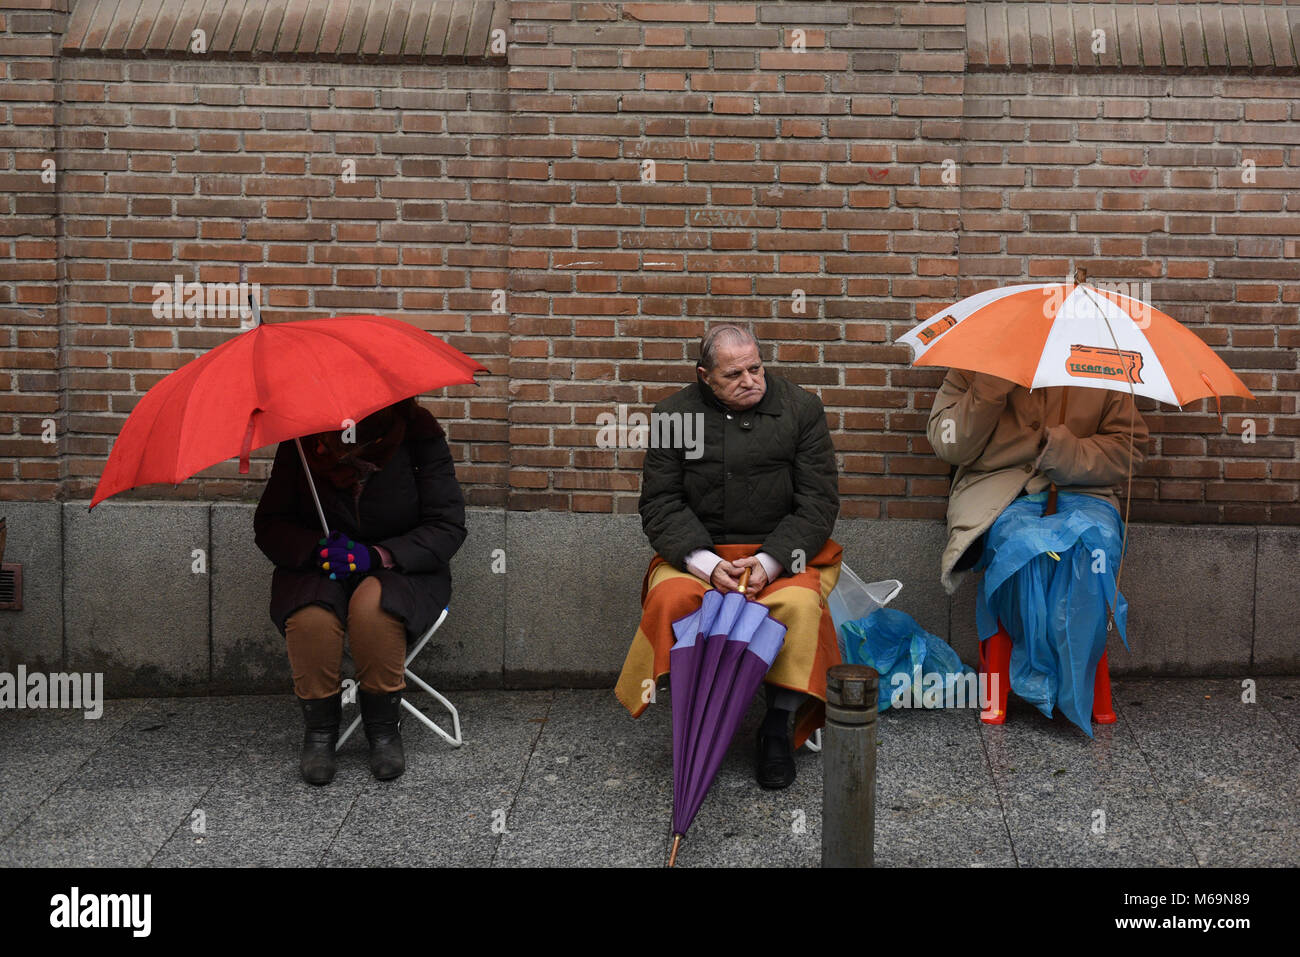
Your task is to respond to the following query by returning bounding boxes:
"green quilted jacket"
[638,374,839,573]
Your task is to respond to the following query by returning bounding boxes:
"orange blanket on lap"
[615,540,844,749]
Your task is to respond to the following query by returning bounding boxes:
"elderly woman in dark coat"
[254,398,467,785]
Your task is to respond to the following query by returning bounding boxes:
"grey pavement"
[0,678,1296,868]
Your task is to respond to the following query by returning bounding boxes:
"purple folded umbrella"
[667,587,787,866]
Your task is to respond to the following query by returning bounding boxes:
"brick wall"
[2,0,1297,525]
[961,68,1300,525]
[1,0,514,507]
[505,1,971,518]
[0,0,64,501]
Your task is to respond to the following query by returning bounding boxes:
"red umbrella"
[90,301,485,532]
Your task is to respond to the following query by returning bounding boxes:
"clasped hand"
[710,555,770,595]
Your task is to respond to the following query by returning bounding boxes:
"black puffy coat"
[253,408,467,642]
[639,374,839,573]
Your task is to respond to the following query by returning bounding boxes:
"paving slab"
[979,690,1196,868]
[0,682,1295,868]
[493,688,685,867]
[151,696,361,867]
[876,707,1015,867]
[0,700,143,842]
[70,696,276,790]
[323,690,551,867]
[0,697,276,867]
[0,785,208,868]
[1258,677,1300,749]
[494,688,832,867]
[1119,678,1299,867]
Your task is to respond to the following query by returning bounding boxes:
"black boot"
[297,692,341,786]
[755,704,796,790]
[359,690,406,780]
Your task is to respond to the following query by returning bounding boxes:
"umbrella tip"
[1074,266,1087,286]
[668,834,682,868]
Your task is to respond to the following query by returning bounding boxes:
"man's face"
[699,340,765,411]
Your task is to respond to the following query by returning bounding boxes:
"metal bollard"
[822,663,878,868]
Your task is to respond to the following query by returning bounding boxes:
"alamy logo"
[0,667,103,719]
[151,275,261,320]
[889,671,997,712]
[595,405,705,460]
[50,887,151,937]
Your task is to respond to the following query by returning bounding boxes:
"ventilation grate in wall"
[0,564,21,612]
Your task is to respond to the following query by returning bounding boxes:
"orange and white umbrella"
[898,276,1254,409]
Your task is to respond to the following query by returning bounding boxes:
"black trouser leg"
[762,685,803,736]
[756,685,802,789]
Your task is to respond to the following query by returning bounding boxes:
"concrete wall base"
[0,503,1294,696]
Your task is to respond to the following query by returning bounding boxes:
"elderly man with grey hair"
[615,324,843,789]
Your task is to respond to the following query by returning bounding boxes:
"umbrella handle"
[738,566,752,596]
[294,436,331,537]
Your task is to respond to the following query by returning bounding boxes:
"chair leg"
[1092,651,1117,724]
[337,712,363,750]
[338,608,459,750]
[401,608,463,748]
[979,622,1012,725]
[402,671,463,748]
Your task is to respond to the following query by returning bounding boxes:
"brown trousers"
[285,576,406,700]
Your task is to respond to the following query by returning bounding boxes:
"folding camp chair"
[337,607,462,749]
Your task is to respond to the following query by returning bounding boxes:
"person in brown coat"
[928,369,1148,726]
[928,370,1148,593]
[254,398,467,785]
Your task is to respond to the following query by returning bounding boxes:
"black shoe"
[297,692,341,786]
[755,728,796,790]
[359,690,406,780]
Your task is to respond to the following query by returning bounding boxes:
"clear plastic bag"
[828,562,902,659]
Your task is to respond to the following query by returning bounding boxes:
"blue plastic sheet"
[840,607,975,712]
[974,490,1129,736]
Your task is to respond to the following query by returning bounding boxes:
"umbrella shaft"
[294,436,331,536]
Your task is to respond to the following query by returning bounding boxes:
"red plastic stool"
[978,621,1116,725]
